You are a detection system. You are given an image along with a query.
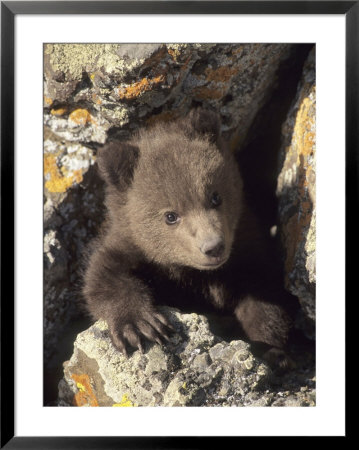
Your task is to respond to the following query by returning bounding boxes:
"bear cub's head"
[97,109,244,271]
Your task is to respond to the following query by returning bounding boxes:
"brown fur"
[83,109,298,366]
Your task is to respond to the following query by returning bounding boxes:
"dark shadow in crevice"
[233,44,316,391]
[236,44,314,236]
[235,43,316,333]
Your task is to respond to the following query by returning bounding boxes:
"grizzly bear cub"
[83,109,298,368]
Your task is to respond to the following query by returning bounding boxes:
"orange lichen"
[297,89,315,139]
[68,108,95,126]
[282,85,316,280]
[292,87,316,194]
[142,46,168,67]
[44,154,82,193]
[294,93,316,159]
[50,107,67,116]
[71,373,99,407]
[205,66,239,83]
[44,96,53,107]
[117,75,165,100]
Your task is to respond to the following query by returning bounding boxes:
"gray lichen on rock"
[58,308,315,407]
[44,43,316,406]
[44,128,105,362]
[44,43,298,368]
[44,43,292,145]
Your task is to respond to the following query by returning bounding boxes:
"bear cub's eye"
[210,192,222,207]
[165,212,179,225]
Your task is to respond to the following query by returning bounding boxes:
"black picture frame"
[1,1,354,447]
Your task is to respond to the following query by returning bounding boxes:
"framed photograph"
[1,1,353,447]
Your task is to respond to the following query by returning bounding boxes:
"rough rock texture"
[44,127,105,361]
[44,43,295,365]
[44,44,316,406]
[276,48,316,335]
[58,308,315,407]
[44,43,293,146]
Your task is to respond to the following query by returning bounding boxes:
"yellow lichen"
[76,382,86,392]
[68,108,96,126]
[44,96,53,107]
[112,394,135,407]
[44,155,83,193]
[293,92,316,162]
[44,155,73,193]
[50,107,67,116]
[292,87,316,195]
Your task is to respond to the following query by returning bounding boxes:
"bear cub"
[83,109,298,368]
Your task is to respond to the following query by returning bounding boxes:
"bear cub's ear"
[186,108,221,143]
[97,141,139,190]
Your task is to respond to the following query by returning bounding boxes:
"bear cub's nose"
[200,236,225,258]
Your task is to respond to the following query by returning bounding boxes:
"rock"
[44,44,317,404]
[44,43,293,145]
[58,307,315,407]
[44,127,105,362]
[44,43,296,369]
[276,48,316,335]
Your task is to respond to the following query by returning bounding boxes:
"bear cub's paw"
[108,308,175,357]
